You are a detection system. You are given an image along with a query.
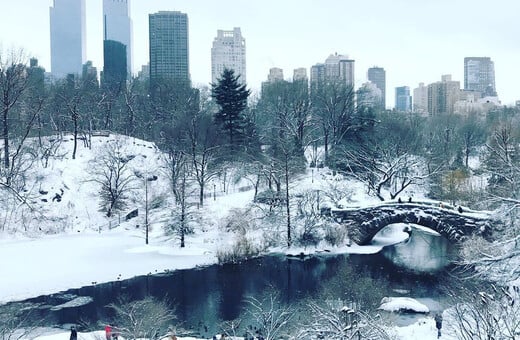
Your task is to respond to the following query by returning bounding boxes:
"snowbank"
[378,297,430,313]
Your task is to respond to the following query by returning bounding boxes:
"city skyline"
[1,0,519,106]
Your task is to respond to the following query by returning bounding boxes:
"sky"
[0,0,519,107]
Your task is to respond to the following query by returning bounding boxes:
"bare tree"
[311,81,356,163]
[342,147,432,201]
[0,49,29,170]
[188,111,219,207]
[0,49,44,209]
[163,150,195,247]
[243,293,294,340]
[294,300,392,340]
[447,283,520,340]
[457,116,486,168]
[88,139,136,217]
[106,296,177,340]
[0,302,43,340]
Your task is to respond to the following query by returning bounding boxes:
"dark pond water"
[6,226,456,337]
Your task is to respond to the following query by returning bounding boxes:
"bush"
[254,189,286,206]
[324,223,348,246]
[216,234,261,264]
[222,208,255,233]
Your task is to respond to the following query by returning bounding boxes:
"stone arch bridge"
[328,202,501,245]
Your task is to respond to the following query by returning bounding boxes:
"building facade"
[103,0,132,79]
[427,75,460,115]
[367,67,386,109]
[149,11,190,86]
[293,68,307,82]
[413,82,428,113]
[311,53,355,90]
[211,27,246,84]
[267,67,284,83]
[464,57,496,97]
[50,0,86,79]
[395,86,412,112]
[102,40,127,89]
[310,63,325,87]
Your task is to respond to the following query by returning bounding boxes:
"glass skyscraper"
[49,0,86,79]
[149,11,190,86]
[368,67,386,109]
[464,57,496,97]
[103,0,132,79]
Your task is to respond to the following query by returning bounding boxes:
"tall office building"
[427,75,460,115]
[311,53,355,89]
[413,82,428,113]
[395,86,412,112]
[293,68,307,82]
[310,63,325,87]
[464,57,496,97]
[103,40,127,89]
[267,67,284,83]
[324,53,355,87]
[50,0,86,79]
[211,27,246,84]
[149,11,190,86]
[367,67,386,109]
[103,0,132,79]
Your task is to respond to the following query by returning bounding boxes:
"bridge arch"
[330,202,496,245]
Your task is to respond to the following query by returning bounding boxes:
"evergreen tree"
[211,68,250,154]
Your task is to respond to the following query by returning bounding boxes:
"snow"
[49,296,93,311]
[29,331,232,340]
[0,134,491,339]
[378,297,430,313]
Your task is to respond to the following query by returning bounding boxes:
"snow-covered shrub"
[216,234,260,264]
[106,296,177,340]
[294,225,321,247]
[447,285,520,340]
[221,207,258,234]
[324,223,349,246]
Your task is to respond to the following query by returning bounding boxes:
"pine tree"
[211,68,250,154]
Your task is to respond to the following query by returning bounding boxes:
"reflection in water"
[375,224,457,273]
[10,251,449,336]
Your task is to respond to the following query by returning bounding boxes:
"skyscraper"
[413,83,428,113]
[50,0,86,79]
[149,11,190,86]
[464,57,496,97]
[103,0,132,79]
[293,68,307,82]
[102,40,127,90]
[310,53,355,89]
[324,53,355,87]
[367,67,386,109]
[395,86,412,112]
[427,75,460,115]
[211,27,246,84]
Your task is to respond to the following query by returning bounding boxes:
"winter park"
[2,1,520,339]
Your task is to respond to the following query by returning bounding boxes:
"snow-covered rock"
[378,297,430,313]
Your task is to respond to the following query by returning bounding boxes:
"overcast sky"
[1,0,519,106]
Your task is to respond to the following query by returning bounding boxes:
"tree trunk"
[3,107,9,169]
[285,156,291,247]
[180,174,186,248]
[72,112,78,160]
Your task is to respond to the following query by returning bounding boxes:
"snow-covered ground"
[0,134,464,339]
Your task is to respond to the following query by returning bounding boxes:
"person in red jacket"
[105,325,112,340]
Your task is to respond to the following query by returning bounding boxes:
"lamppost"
[142,173,158,245]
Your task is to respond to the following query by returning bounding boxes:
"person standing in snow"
[70,326,78,340]
[434,312,443,338]
[105,324,112,340]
